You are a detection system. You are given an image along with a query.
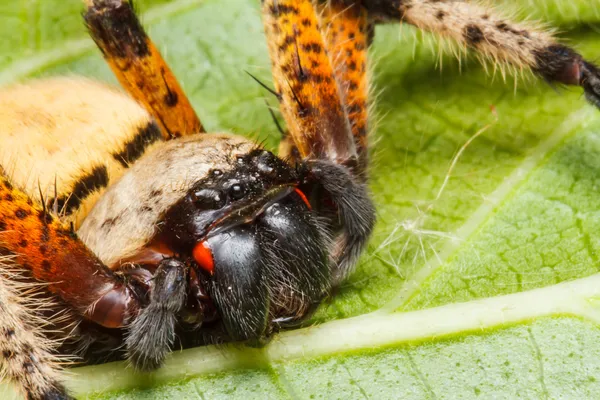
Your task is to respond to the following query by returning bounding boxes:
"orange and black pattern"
[316,1,371,175]
[0,174,120,319]
[84,0,203,139]
[262,0,358,167]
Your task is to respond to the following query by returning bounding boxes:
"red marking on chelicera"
[193,241,214,275]
[294,188,312,210]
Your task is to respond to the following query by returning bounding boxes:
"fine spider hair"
[0,257,71,400]
[372,122,493,279]
[0,0,598,399]
[124,259,187,371]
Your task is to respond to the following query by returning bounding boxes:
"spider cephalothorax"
[0,0,599,399]
[77,134,373,368]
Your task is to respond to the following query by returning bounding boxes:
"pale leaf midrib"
[64,272,600,397]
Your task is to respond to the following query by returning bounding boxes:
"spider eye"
[228,183,246,200]
[192,189,225,209]
[254,150,276,175]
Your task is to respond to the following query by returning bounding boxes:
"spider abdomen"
[0,78,161,228]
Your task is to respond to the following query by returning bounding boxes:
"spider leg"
[0,175,145,327]
[316,1,371,177]
[84,0,204,138]
[125,258,187,371]
[262,1,376,285]
[0,258,71,400]
[364,0,600,109]
[261,0,358,168]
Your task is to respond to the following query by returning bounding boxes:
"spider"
[0,0,598,399]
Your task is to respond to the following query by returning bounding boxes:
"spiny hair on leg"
[364,0,600,107]
[0,255,74,400]
[399,1,554,77]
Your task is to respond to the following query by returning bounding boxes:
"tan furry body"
[0,78,155,229]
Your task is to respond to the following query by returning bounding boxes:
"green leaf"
[1,0,600,398]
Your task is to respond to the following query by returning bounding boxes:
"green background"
[1,0,600,398]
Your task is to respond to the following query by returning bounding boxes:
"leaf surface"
[1,0,600,398]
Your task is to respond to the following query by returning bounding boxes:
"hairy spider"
[0,0,598,399]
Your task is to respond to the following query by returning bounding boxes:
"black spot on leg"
[15,209,28,219]
[533,45,600,109]
[301,18,311,27]
[40,225,50,243]
[278,34,296,53]
[164,90,178,107]
[19,239,28,248]
[496,22,509,31]
[38,210,53,224]
[5,328,15,338]
[302,42,322,53]
[112,121,162,168]
[495,21,530,38]
[4,193,12,202]
[464,24,484,46]
[2,350,14,359]
[269,4,299,16]
[347,61,357,71]
[161,67,179,107]
[41,260,51,272]
[22,361,35,373]
[309,74,324,84]
[436,10,445,20]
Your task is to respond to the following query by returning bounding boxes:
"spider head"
[156,149,332,341]
[79,134,374,345]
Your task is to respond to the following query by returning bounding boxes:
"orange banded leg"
[316,1,371,177]
[0,175,143,329]
[84,0,203,138]
[262,0,357,167]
